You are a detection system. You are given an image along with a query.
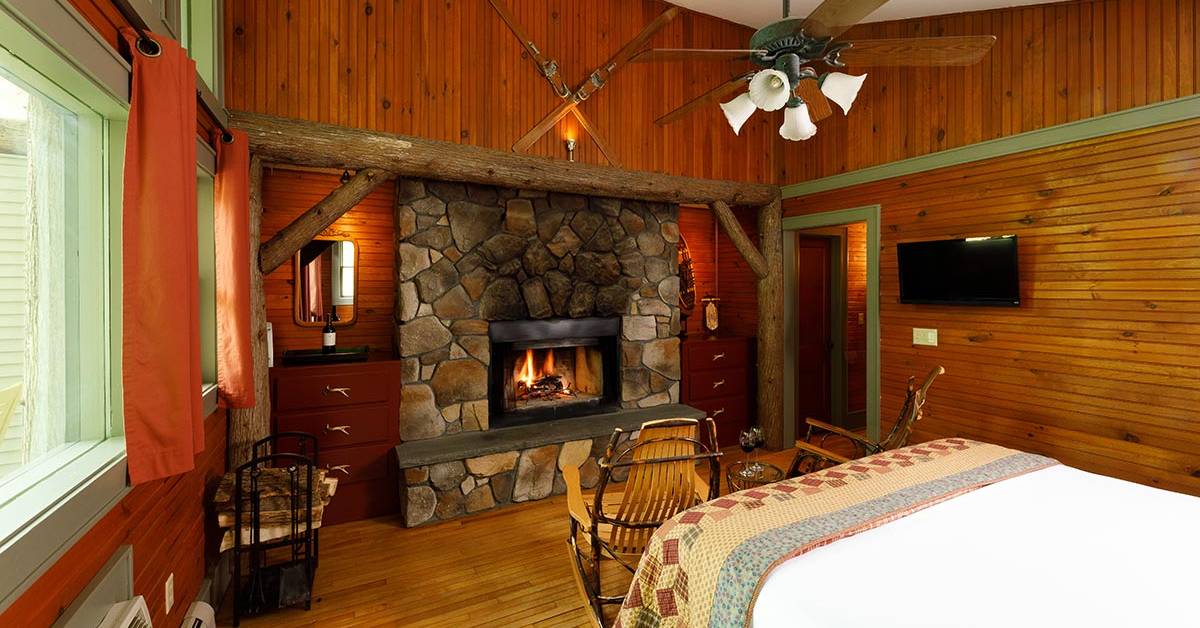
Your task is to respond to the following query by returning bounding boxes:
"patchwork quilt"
[614,438,1058,628]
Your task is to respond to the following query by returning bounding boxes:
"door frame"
[782,205,882,443]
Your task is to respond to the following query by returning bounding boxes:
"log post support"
[230,155,269,467]
[711,194,785,450]
[259,167,392,274]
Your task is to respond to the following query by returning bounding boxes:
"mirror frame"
[292,237,359,328]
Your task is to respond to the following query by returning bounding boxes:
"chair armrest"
[804,417,875,448]
[561,464,592,528]
[793,440,853,465]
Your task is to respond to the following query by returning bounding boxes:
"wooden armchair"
[787,366,944,477]
[563,418,722,627]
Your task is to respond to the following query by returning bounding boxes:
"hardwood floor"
[220,447,805,627]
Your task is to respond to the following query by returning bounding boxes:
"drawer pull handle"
[325,424,351,435]
[712,352,726,361]
[327,464,351,476]
[324,386,351,398]
[712,408,726,417]
[712,379,725,390]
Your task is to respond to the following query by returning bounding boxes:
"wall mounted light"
[565,138,577,162]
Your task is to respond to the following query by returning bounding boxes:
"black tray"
[282,345,370,366]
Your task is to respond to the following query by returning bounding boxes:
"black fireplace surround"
[488,317,621,429]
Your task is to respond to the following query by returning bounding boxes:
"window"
[180,0,222,102]
[331,240,356,305]
[197,155,218,415]
[0,3,127,610]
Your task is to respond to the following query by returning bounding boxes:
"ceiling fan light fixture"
[780,103,818,141]
[820,72,868,115]
[748,69,792,112]
[720,93,757,135]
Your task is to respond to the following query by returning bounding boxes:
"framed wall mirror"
[293,238,358,327]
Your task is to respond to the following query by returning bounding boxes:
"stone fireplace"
[393,178,692,525]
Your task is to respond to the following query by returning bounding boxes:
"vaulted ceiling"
[670,0,1065,29]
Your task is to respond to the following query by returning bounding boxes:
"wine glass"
[748,427,766,475]
[737,429,759,479]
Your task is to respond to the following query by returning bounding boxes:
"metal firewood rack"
[232,433,320,626]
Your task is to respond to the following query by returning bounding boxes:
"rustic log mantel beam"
[259,167,392,274]
[229,110,778,206]
[711,195,785,450]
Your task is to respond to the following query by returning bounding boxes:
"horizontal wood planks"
[778,0,1200,183]
[0,411,227,627]
[223,0,775,182]
[262,168,397,355]
[784,118,1200,495]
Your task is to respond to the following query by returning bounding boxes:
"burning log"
[517,373,577,401]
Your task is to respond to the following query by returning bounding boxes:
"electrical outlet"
[912,327,938,347]
[165,572,175,614]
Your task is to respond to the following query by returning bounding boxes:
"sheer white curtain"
[21,92,67,463]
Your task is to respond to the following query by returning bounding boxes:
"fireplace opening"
[489,318,621,429]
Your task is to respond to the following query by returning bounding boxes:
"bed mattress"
[752,464,1200,627]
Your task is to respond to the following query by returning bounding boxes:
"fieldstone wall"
[393,179,683,442]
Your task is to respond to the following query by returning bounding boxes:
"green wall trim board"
[781,94,1200,199]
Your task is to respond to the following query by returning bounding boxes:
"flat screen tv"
[897,235,1020,306]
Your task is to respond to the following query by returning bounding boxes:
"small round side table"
[725,461,785,493]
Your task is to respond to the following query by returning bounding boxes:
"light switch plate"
[912,327,938,347]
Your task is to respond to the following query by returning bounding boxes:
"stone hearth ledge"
[396,404,705,526]
[395,404,703,469]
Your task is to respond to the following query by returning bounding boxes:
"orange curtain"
[121,28,204,484]
[214,130,256,408]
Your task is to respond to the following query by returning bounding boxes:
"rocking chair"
[563,418,722,627]
[787,366,944,477]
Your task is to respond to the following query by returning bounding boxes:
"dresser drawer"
[276,405,392,449]
[687,367,747,401]
[316,443,392,485]
[685,340,749,372]
[275,369,391,411]
[687,395,750,450]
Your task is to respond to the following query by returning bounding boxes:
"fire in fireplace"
[489,318,621,429]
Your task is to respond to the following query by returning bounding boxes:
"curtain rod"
[109,0,233,144]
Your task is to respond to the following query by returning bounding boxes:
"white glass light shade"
[820,72,867,115]
[747,69,791,112]
[779,104,818,141]
[719,93,757,135]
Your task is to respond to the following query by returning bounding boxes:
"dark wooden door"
[795,235,832,430]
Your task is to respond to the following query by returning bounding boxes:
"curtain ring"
[135,35,162,58]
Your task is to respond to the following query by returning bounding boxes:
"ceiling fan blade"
[630,48,767,63]
[801,0,890,40]
[793,78,833,122]
[836,35,997,66]
[655,73,753,126]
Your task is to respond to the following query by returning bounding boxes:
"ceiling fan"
[634,0,997,141]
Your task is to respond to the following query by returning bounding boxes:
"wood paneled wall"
[845,222,867,414]
[222,0,775,182]
[678,206,716,337]
[262,168,397,355]
[1,411,227,627]
[778,0,1200,183]
[785,118,1200,495]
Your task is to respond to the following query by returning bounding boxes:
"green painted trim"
[782,206,882,442]
[781,94,1200,198]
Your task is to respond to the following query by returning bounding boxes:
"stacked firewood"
[517,374,577,401]
[213,467,338,552]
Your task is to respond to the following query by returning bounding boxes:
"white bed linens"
[751,465,1200,628]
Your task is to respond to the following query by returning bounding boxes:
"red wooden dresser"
[270,359,401,525]
[681,336,755,449]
